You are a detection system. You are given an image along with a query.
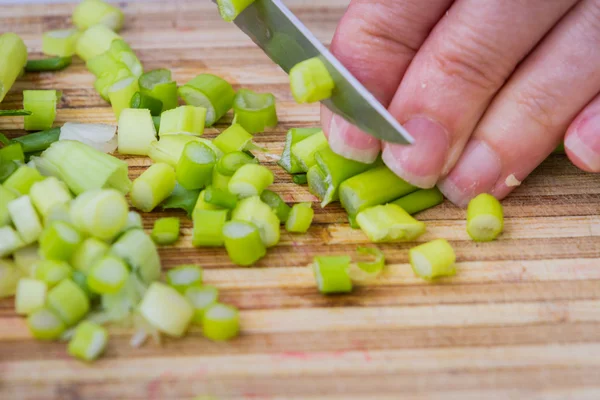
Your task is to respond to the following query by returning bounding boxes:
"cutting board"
[2,1,600,398]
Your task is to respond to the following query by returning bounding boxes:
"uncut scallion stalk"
[70,189,129,241]
[290,130,328,172]
[75,24,121,61]
[202,303,239,341]
[73,0,124,32]
[71,237,109,274]
[25,56,72,72]
[117,108,157,156]
[466,193,504,242]
[289,57,335,104]
[159,105,207,137]
[409,239,456,280]
[0,33,28,103]
[223,220,266,266]
[231,196,280,247]
[166,265,203,293]
[16,278,47,315]
[2,165,44,195]
[130,92,163,116]
[29,176,72,218]
[39,221,82,261]
[27,307,66,340]
[0,226,25,258]
[176,141,216,190]
[204,186,238,209]
[130,163,176,212]
[111,229,161,284]
[390,188,444,215]
[139,69,178,112]
[34,260,73,287]
[233,89,278,134]
[139,282,194,337]
[278,127,321,174]
[42,29,80,57]
[185,285,219,324]
[11,127,61,153]
[23,90,61,131]
[228,164,274,198]
[151,217,180,245]
[216,151,258,176]
[108,77,140,120]
[161,183,200,216]
[312,256,352,294]
[192,209,228,247]
[212,124,253,154]
[0,259,24,298]
[356,204,425,243]
[179,74,235,127]
[87,255,129,294]
[67,321,109,362]
[217,0,255,22]
[8,195,43,244]
[285,202,314,233]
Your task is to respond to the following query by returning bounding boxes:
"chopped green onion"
[27,307,66,340]
[289,57,335,104]
[192,209,228,247]
[217,0,255,21]
[47,279,91,326]
[58,121,118,152]
[231,196,280,247]
[278,127,321,174]
[285,202,313,233]
[355,247,385,275]
[108,39,143,78]
[339,166,417,218]
[202,303,240,341]
[466,193,504,242]
[70,189,129,241]
[13,244,42,276]
[204,186,238,209]
[228,164,273,198]
[0,133,9,145]
[108,77,140,120]
[194,189,224,213]
[159,105,207,137]
[176,141,216,190]
[99,275,146,323]
[11,127,61,153]
[139,69,178,112]
[356,203,425,243]
[390,187,444,215]
[223,220,266,266]
[15,278,47,315]
[212,168,231,191]
[131,163,176,212]
[34,260,73,287]
[39,221,82,261]
[117,108,157,156]
[29,176,72,218]
[292,174,307,185]
[71,270,98,300]
[0,160,18,183]
[0,226,25,258]
[3,165,44,195]
[216,151,258,176]
[111,229,161,284]
[43,203,71,227]
[312,255,352,294]
[73,0,124,31]
[185,285,219,324]
[25,56,72,72]
[0,142,24,163]
[233,89,278,134]
[130,92,163,116]
[307,164,328,201]
[166,265,203,293]
[23,90,61,131]
[86,50,125,77]
[0,259,24,298]
[71,237,109,274]
[75,24,121,61]
[0,184,17,226]
[36,140,132,195]
[0,33,28,103]
[152,116,161,132]
[122,210,143,232]
[149,135,223,167]
[139,282,194,337]
[67,321,109,362]
[179,74,235,126]
[0,109,31,117]
[290,130,328,172]
[42,29,80,57]
[94,68,132,102]
[161,183,200,216]
[8,195,43,244]
[409,239,457,280]
[87,255,129,294]
[151,217,180,245]
[212,124,253,154]
[260,190,291,223]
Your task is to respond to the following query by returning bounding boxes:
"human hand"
[321,0,600,207]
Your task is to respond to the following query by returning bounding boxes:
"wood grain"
[2,1,600,399]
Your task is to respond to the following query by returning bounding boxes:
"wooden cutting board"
[2,1,600,398]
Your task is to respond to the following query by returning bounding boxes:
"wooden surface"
[2,1,600,399]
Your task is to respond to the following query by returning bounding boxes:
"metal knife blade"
[222,0,413,145]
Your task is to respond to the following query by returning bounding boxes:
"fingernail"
[328,114,381,164]
[565,113,600,172]
[437,140,501,207]
[382,117,449,188]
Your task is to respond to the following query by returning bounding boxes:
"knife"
[220,0,414,145]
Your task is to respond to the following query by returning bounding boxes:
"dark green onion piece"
[130,91,163,117]
[161,183,200,216]
[292,174,307,185]
[25,56,72,72]
[216,151,258,176]
[152,116,161,132]
[0,133,10,145]
[0,143,25,163]
[260,189,291,223]
[11,128,61,153]
[0,160,18,182]
[203,186,238,209]
[0,109,32,117]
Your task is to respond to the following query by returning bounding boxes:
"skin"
[321,0,600,207]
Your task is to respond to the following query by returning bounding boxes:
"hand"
[321,0,600,207]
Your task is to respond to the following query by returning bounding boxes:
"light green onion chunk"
[108,77,140,120]
[87,50,125,78]
[176,141,216,190]
[29,177,73,218]
[356,203,425,243]
[466,193,504,242]
[391,187,445,215]
[148,135,223,167]
[8,195,43,244]
[228,163,273,198]
[117,108,157,156]
[13,244,42,276]
[231,196,280,247]
[216,151,258,176]
[409,239,456,280]
[289,57,335,104]
[0,184,17,227]
[355,247,385,275]
[290,130,328,173]
[42,29,80,57]
[39,221,82,261]
[3,165,44,195]
[123,210,144,232]
[212,124,253,154]
[139,69,178,112]
[87,255,129,294]
[70,189,129,241]
[0,259,24,298]
[0,226,25,258]
[0,33,28,103]
[159,105,207,137]
[313,256,352,294]
[68,321,109,362]
[131,163,176,212]
[16,278,47,315]
[71,237,109,274]
[204,186,238,209]
[166,265,203,293]
[178,74,235,126]
[260,189,291,223]
[223,220,266,266]
[94,68,131,102]
[47,279,90,326]
[278,127,321,174]
[75,24,121,61]
[151,217,180,245]
[73,0,124,32]
[212,168,231,191]
[217,0,255,22]
[0,142,25,163]
[233,89,278,134]
[185,285,219,324]
[34,260,73,288]
[202,303,240,341]
[43,203,72,227]
[285,202,314,233]
[192,209,228,247]
[193,189,223,213]
[139,282,194,337]
[111,229,161,284]
[27,307,66,340]
[108,40,143,78]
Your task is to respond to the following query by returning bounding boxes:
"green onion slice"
[356,204,426,243]
[312,255,352,294]
[466,193,504,242]
[409,239,457,280]
[67,321,109,362]
[223,220,266,266]
[151,217,181,245]
[166,265,203,293]
[178,74,235,127]
[25,57,72,72]
[285,202,314,233]
[202,303,240,341]
[289,57,335,104]
[232,89,278,134]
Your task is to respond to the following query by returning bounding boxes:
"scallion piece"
[307,165,327,201]
[204,186,238,209]
[87,255,129,294]
[0,160,18,183]
[16,278,47,315]
[223,220,266,266]
[0,33,27,103]
[161,183,200,216]
[409,239,457,280]
[192,209,228,247]
[233,89,278,134]
[0,226,25,258]
[0,142,24,163]
[285,202,314,233]
[111,229,161,284]
[2,165,44,195]
[108,77,140,120]
[117,108,157,156]
[231,196,280,247]
[355,247,385,275]
[390,188,445,215]
[23,90,61,131]
[466,193,504,242]
[152,116,161,132]
[148,135,223,167]
[312,255,352,294]
[0,259,24,298]
[290,130,328,172]
[27,307,66,340]
[71,237,109,274]
[70,189,129,241]
[8,195,43,244]
[42,29,80,57]
[75,24,121,61]
[47,279,91,326]
[179,74,235,126]
[166,265,203,293]
[94,68,131,102]
[151,217,180,245]
[13,244,42,276]
[43,203,71,227]
[0,133,9,145]
[212,124,253,154]
[108,39,143,78]
[260,190,291,223]
[34,260,73,288]
[216,151,258,176]
[202,303,240,341]
[39,221,82,261]
[73,0,124,31]
[130,92,163,116]
[139,69,178,113]
[68,321,109,362]
[71,270,98,300]
[278,127,321,174]
[176,141,216,190]
[356,203,426,243]
[228,164,273,198]
[0,184,17,227]
[194,189,223,213]
[289,57,335,104]
[131,163,176,212]
[11,127,61,153]
[122,210,143,232]
[139,282,194,337]
[185,285,219,324]
[212,168,231,191]
[29,176,72,218]
[0,109,31,117]
[25,56,72,72]
[217,0,255,21]
[86,50,126,77]
[292,174,308,185]
[159,105,207,137]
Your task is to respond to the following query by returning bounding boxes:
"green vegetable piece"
[232,89,278,134]
[166,265,203,293]
[278,127,321,174]
[223,220,266,266]
[75,24,121,61]
[151,217,180,245]
[212,168,231,191]
[108,40,143,78]
[202,303,240,341]
[139,282,194,337]
[131,163,176,212]
[11,127,60,153]
[29,177,72,218]
[161,183,200,216]
[178,74,235,126]
[260,189,291,223]
[355,247,385,275]
[23,90,61,131]
[312,255,352,294]
[15,278,47,315]
[0,184,17,226]
[391,188,445,215]
[0,33,28,103]
[466,193,504,242]
[130,92,163,116]
[0,160,18,183]
[25,56,72,72]
[73,0,124,32]
[7,195,43,244]
[27,307,66,340]
[212,124,253,154]
[356,203,425,243]
[290,130,328,173]
[108,77,140,120]
[185,285,219,324]
[228,164,274,198]
[111,229,161,284]
[231,196,280,247]
[0,109,31,117]
[13,244,41,276]
[204,186,238,209]
[87,255,129,294]
[117,108,157,156]
[68,321,109,362]
[71,270,98,300]
[42,29,80,57]
[34,260,73,288]
[47,279,90,326]
[159,105,207,137]
[71,237,109,274]
[192,209,228,247]
[39,221,82,261]
[176,141,216,190]
[148,135,223,167]
[285,202,314,233]
[0,259,25,298]
[216,151,258,176]
[193,189,224,213]
[70,189,129,241]
[0,143,24,164]
[217,0,255,21]
[289,57,335,103]
[0,226,24,258]
[139,69,178,112]
[409,239,456,280]
[3,165,44,195]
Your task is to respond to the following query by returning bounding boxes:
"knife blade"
[223,0,414,145]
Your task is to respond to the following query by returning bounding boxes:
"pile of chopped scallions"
[0,0,510,362]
